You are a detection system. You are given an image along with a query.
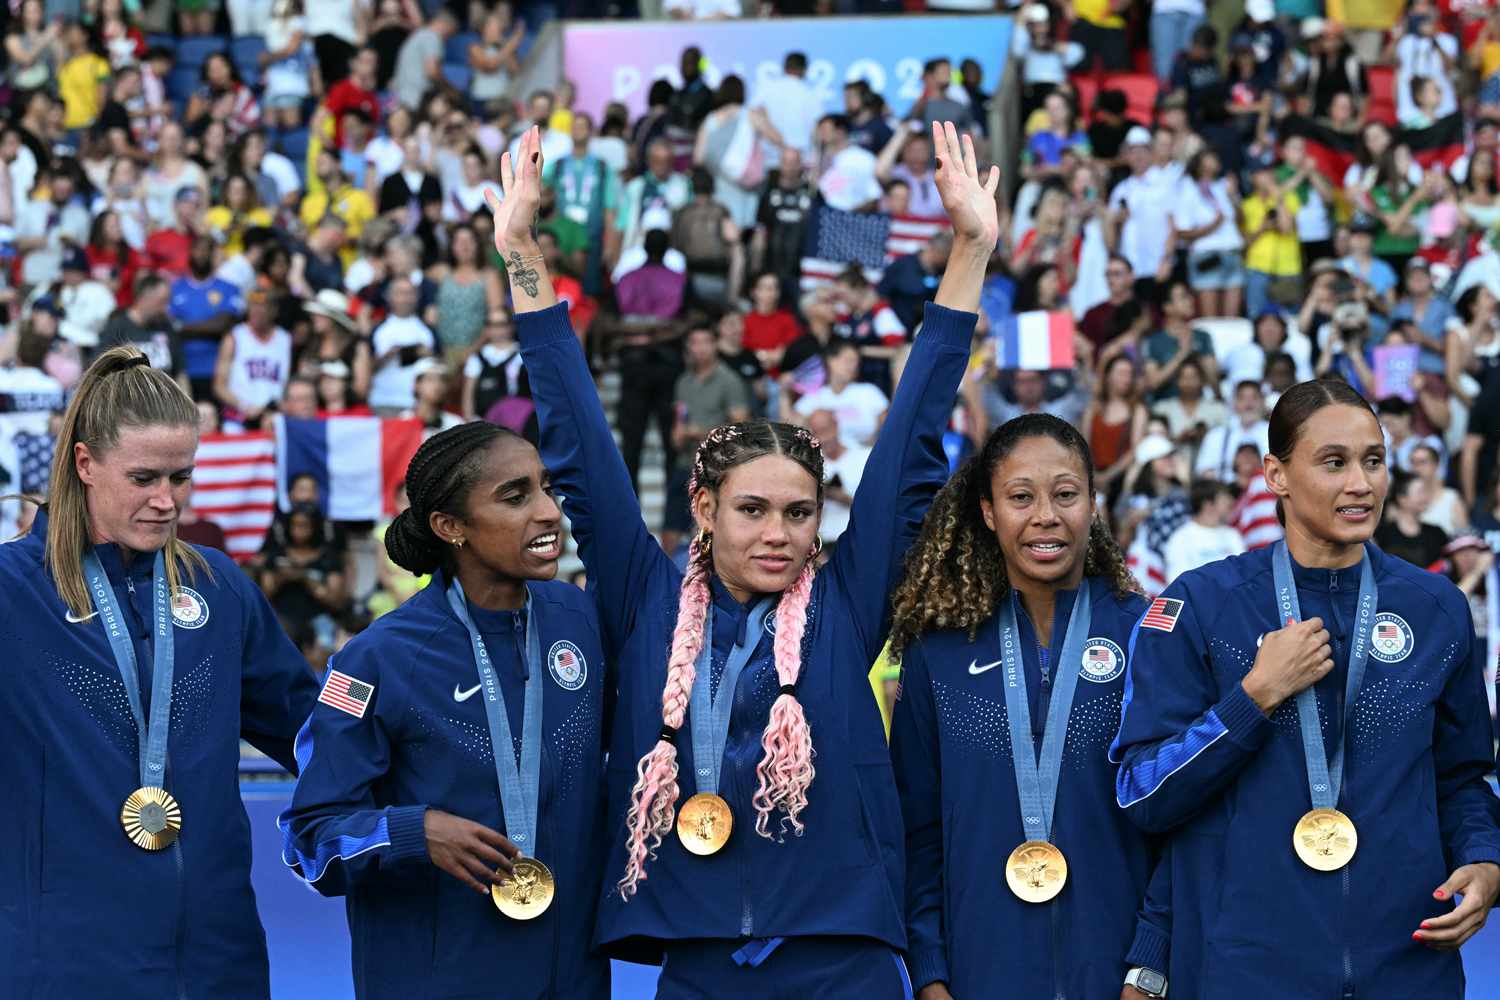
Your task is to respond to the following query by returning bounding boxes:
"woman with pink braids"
[486,123,998,996]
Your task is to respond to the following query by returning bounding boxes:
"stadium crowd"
[0,0,1493,728]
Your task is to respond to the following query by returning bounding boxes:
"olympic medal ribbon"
[447,580,553,918]
[996,579,1091,902]
[680,596,777,856]
[1271,541,1377,871]
[83,549,182,850]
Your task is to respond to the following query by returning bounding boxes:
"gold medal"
[1005,840,1068,903]
[121,786,182,851]
[1293,807,1358,871]
[676,792,733,856]
[491,857,555,919]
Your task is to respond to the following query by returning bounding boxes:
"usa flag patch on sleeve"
[319,669,375,718]
[1141,598,1185,633]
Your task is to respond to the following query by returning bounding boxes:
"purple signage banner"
[562,15,1013,122]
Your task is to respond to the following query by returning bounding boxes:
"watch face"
[1138,970,1166,993]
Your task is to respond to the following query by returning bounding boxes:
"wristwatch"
[1124,966,1168,997]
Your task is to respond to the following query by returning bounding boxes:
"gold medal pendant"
[676,792,733,856]
[1006,840,1068,903]
[1294,808,1358,871]
[121,787,182,851]
[492,857,555,919]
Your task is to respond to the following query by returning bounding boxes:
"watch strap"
[1125,966,1168,998]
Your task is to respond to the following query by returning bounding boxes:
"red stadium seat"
[1070,75,1099,120]
[1367,65,1398,126]
[1107,73,1161,126]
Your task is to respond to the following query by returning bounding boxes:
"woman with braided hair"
[280,420,612,999]
[887,413,1173,1000]
[484,123,994,995]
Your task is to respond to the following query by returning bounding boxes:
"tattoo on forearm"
[507,251,541,297]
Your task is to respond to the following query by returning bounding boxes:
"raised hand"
[931,120,1000,251]
[483,125,545,259]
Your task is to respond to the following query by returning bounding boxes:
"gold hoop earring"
[695,529,713,558]
[809,536,824,559]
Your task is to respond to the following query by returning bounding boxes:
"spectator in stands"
[1107,127,1177,302]
[57,22,109,146]
[754,52,819,159]
[301,288,371,398]
[1012,4,1083,120]
[258,501,351,642]
[630,79,676,174]
[1023,92,1089,181]
[1152,353,1224,465]
[672,167,743,307]
[668,45,715,140]
[1316,300,1379,396]
[1176,148,1244,319]
[1152,0,1206,85]
[1377,469,1452,568]
[1338,212,1398,314]
[1408,440,1468,537]
[1012,184,1081,293]
[16,159,90,289]
[877,123,942,219]
[663,323,752,553]
[982,365,1089,431]
[49,245,115,349]
[469,5,525,117]
[1388,0,1460,124]
[1144,279,1219,400]
[391,7,458,112]
[695,74,781,231]
[213,288,291,430]
[1080,254,1135,352]
[815,114,881,213]
[615,228,685,321]
[166,235,243,397]
[1084,354,1148,494]
[409,357,462,434]
[807,406,868,550]
[93,65,143,162]
[143,121,207,230]
[1162,478,1245,583]
[434,223,502,360]
[843,80,893,155]
[1196,377,1270,481]
[98,272,188,391]
[322,46,382,149]
[1070,0,1130,72]
[791,338,888,447]
[1392,256,1454,374]
[235,130,302,219]
[462,310,527,423]
[301,148,376,268]
[742,270,801,360]
[544,112,619,296]
[751,148,814,304]
[6,1,63,96]
[1224,308,1313,387]
[832,266,905,393]
[907,56,974,135]
[1447,285,1500,410]
[715,309,766,414]
[280,375,319,419]
[260,0,316,132]
[206,174,273,258]
[879,231,950,333]
[617,138,689,255]
[85,210,144,307]
[369,274,437,415]
[379,133,442,237]
[186,53,261,141]
[1241,156,1302,318]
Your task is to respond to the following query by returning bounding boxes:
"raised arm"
[827,122,992,661]
[483,128,675,647]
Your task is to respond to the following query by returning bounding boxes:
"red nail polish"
[1412,932,1422,941]
[1421,921,1430,928]
[1434,890,1446,899]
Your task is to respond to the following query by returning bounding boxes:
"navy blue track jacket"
[891,581,1169,998]
[518,300,974,961]
[279,575,611,999]
[0,510,318,999]
[1112,543,1500,998]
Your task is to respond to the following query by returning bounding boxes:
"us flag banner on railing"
[192,431,277,562]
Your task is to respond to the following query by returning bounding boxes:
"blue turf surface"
[244,782,1500,998]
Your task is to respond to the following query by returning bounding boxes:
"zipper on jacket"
[1330,569,1355,998]
[1049,897,1066,1000]
[1340,865,1354,998]
[174,838,188,1000]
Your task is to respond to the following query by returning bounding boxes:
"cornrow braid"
[617,419,825,899]
[888,414,1139,660]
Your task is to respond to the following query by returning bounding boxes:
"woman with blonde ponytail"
[887,413,1169,1000]
[488,123,995,994]
[0,345,318,998]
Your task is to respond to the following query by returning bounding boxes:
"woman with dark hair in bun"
[280,420,612,1000]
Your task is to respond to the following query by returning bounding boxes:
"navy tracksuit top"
[518,299,974,962]
[1112,543,1500,999]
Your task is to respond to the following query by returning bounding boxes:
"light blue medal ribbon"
[1270,541,1377,814]
[84,548,182,850]
[997,579,1092,847]
[689,597,777,797]
[446,580,545,861]
[83,549,175,790]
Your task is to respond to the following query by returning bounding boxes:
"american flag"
[800,208,950,290]
[1141,598,1185,633]
[1232,474,1283,551]
[1125,492,1193,596]
[192,431,277,561]
[1376,623,1400,641]
[555,647,578,671]
[1088,647,1113,662]
[318,669,374,718]
[14,431,53,494]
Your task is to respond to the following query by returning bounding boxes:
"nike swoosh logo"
[968,659,1003,675]
[65,610,98,624]
[454,683,483,702]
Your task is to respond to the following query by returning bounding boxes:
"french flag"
[996,311,1075,371]
[274,416,424,520]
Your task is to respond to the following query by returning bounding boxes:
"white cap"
[1300,16,1326,40]
[1135,435,1175,465]
[1124,125,1152,147]
[411,357,449,379]
[1024,3,1050,22]
[1246,0,1274,22]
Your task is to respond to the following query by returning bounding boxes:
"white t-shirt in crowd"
[755,73,821,158]
[1163,520,1246,584]
[1109,167,1179,277]
[1195,419,1270,480]
[819,442,871,543]
[305,0,362,45]
[819,145,882,212]
[794,381,890,447]
[1172,177,1244,254]
[225,323,292,413]
[370,314,437,410]
[1394,33,1459,123]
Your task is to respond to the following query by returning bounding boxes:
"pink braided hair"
[752,555,817,839]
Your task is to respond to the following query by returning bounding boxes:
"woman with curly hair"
[489,123,994,995]
[887,413,1171,1000]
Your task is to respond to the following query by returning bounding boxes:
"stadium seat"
[177,36,228,71]
[166,66,201,106]
[277,127,310,166]
[230,36,268,89]
[144,33,177,54]
[1367,65,1398,126]
[445,31,479,66]
[1106,73,1160,126]
[1070,75,1099,121]
[1194,317,1254,371]
[443,63,473,95]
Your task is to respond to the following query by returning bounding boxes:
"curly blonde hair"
[888,414,1138,659]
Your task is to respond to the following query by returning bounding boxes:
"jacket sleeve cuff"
[385,805,430,864]
[904,947,951,992]
[1125,921,1170,973]
[1219,681,1272,750]
[1454,848,1500,880]
[917,301,979,351]
[515,302,576,348]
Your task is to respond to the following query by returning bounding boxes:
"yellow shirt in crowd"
[1072,0,1125,29]
[1243,191,1303,276]
[300,184,375,269]
[59,53,110,129]
[205,206,275,257]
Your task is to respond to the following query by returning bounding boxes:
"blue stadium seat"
[444,31,478,67]
[230,36,268,88]
[144,33,178,54]
[277,127,310,166]
[443,63,472,95]
[177,36,228,70]
[166,66,201,106]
